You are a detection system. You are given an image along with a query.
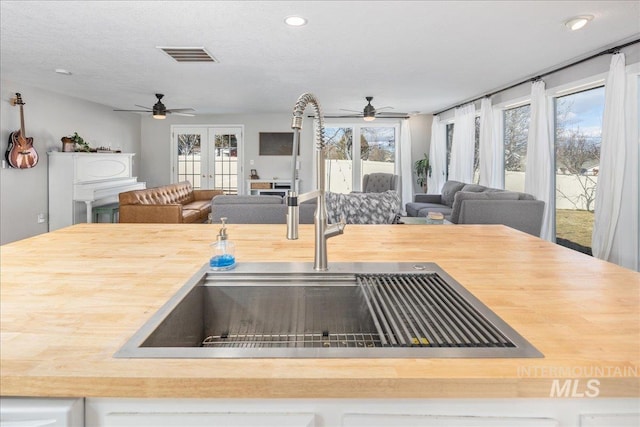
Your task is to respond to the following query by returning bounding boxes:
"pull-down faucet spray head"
[286,93,344,271]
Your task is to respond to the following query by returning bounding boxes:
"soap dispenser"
[210,217,236,270]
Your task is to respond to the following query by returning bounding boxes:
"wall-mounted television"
[259,132,299,156]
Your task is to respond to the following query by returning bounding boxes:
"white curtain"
[479,97,504,188]
[592,53,639,271]
[524,80,554,241]
[427,115,447,194]
[399,119,413,211]
[448,103,476,183]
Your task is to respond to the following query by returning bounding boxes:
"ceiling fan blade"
[339,108,362,114]
[114,109,151,112]
[166,108,195,113]
[325,114,365,118]
[134,104,152,110]
[170,112,196,117]
[376,106,394,111]
[377,112,408,116]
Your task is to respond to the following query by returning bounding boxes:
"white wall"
[0,81,141,244]
[409,114,433,194]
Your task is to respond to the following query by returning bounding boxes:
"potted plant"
[414,153,431,192]
[60,136,75,152]
[68,132,91,152]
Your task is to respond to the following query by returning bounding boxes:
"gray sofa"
[406,180,545,236]
[210,195,316,224]
[211,190,401,225]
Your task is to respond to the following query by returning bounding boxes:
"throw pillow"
[450,191,519,224]
[440,180,466,207]
[461,184,486,193]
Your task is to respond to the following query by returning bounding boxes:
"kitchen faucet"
[286,93,345,271]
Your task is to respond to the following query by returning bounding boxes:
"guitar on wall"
[5,93,38,169]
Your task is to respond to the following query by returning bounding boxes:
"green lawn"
[556,209,594,255]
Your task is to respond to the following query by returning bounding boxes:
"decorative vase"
[61,137,75,152]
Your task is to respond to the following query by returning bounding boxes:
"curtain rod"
[433,37,640,116]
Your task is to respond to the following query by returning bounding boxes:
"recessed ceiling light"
[55,68,72,75]
[564,15,593,31]
[284,15,307,27]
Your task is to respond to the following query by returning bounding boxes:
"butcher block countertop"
[1,223,638,399]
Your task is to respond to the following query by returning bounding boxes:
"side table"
[93,203,120,223]
[397,216,451,225]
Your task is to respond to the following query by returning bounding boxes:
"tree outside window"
[503,104,530,192]
[554,86,604,255]
[323,125,396,193]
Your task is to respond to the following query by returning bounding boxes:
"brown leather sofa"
[119,181,223,223]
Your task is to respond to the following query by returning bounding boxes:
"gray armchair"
[362,173,398,193]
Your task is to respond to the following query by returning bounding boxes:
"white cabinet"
[0,398,83,427]
[86,399,314,427]
[580,413,640,426]
[342,414,559,427]
[247,179,299,196]
[85,397,640,427]
[98,413,314,427]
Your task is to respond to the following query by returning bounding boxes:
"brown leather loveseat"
[119,181,222,223]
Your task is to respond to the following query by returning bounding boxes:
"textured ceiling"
[1,1,639,117]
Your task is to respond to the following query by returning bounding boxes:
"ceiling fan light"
[152,98,166,119]
[363,96,376,120]
[284,15,307,26]
[565,15,593,31]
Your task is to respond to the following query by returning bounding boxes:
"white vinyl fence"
[506,171,598,211]
[325,159,394,194]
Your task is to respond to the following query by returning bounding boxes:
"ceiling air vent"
[157,47,218,63]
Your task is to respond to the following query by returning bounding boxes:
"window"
[473,115,480,184]
[323,124,397,193]
[176,132,202,187]
[503,104,530,192]
[554,86,604,255]
[361,126,396,178]
[213,131,239,194]
[445,123,454,180]
[173,126,242,194]
[324,127,353,193]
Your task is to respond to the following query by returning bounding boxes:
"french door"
[172,126,243,194]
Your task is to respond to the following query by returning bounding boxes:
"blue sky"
[556,86,605,138]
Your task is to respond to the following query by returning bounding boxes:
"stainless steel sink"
[115,262,543,358]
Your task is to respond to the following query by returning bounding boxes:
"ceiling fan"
[114,93,195,119]
[332,96,409,121]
